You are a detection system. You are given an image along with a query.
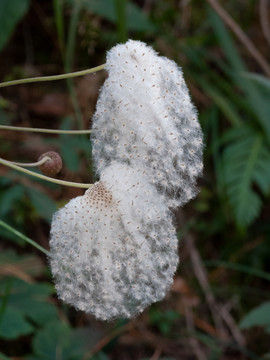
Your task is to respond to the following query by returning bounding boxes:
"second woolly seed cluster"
[49,40,203,321]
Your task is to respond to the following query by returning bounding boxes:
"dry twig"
[206,0,270,77]
[219,301,246,346]
[184,232,227,339]
[260,0,270,47]
[183,226,246,347]
[149,347,162,360]
[184,304,208,360]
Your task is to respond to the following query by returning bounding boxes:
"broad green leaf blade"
[31,322,94,360]
[0,279,57,326]
[242,72,270,92]
[239,302,270,329]
[0,0,30,51]
[0,307,33,339]
[221,127,268,226]
[125,1,156,32]
[32,322,71,360]
[66,0,156,32]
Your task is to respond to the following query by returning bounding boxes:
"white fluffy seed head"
[49,163,178,321]
[91,39,203,208]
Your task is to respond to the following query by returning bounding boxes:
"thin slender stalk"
[0,220,50,256]
[65,0,84,129]
[53,0,65,55]
[0,125,92,134]
[0,64,106,88]
[0,158,93,188]
[65,0,81,72]
[205,260,270,282]
[10,156,50,168]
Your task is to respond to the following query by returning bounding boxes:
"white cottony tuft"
[50,163,179,321]
[92,39,203,208]
[49,40,203,320]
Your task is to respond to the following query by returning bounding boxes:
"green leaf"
[0,352,12,360]
[66,0,156,32]
[0,184,24,217]
[149,309,180,336]
[0,0,30,51]
[241,72,270,92]
[60,138,81,171]
[0,307,33,339]
[31,321,97,360]
[221,127,270,226]
[239,302,270,330]
[203,84,242,126]
[90,353,110,360]
[0,279,57,326]
[26,188,57,222]
[209,9,270,139]
[59,136,91,172]
[208,9,244,72]
[125,1,156,32]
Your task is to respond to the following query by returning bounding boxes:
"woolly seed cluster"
[50,163,178,320]
[49,40,203,321]
[92,40,203,208]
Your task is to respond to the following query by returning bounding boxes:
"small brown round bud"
[38,151,62,177]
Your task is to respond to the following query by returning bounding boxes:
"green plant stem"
[0,125,92,134]
[53,0,65,56]
[65,0,84,129]
[0,220,50,256]
[0,64,106,88]
[10,156,50,168]
[65,0,81,72]
[0,157,93,188]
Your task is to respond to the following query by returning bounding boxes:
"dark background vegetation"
[0,0,270,359]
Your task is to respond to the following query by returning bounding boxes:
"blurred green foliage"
[240,301,270,333]
[149,309,180,336]
[0,0,30,51]
[0,0,270,359]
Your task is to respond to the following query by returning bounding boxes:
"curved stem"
[0,219,50,256]
[0,157,93,188]
[0,125,92,134]
[0,64,106,88]
[10,156,50,168]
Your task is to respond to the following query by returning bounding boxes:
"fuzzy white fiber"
[92,39,203,208]
[50,163,178,320]
[49,40,203,321]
